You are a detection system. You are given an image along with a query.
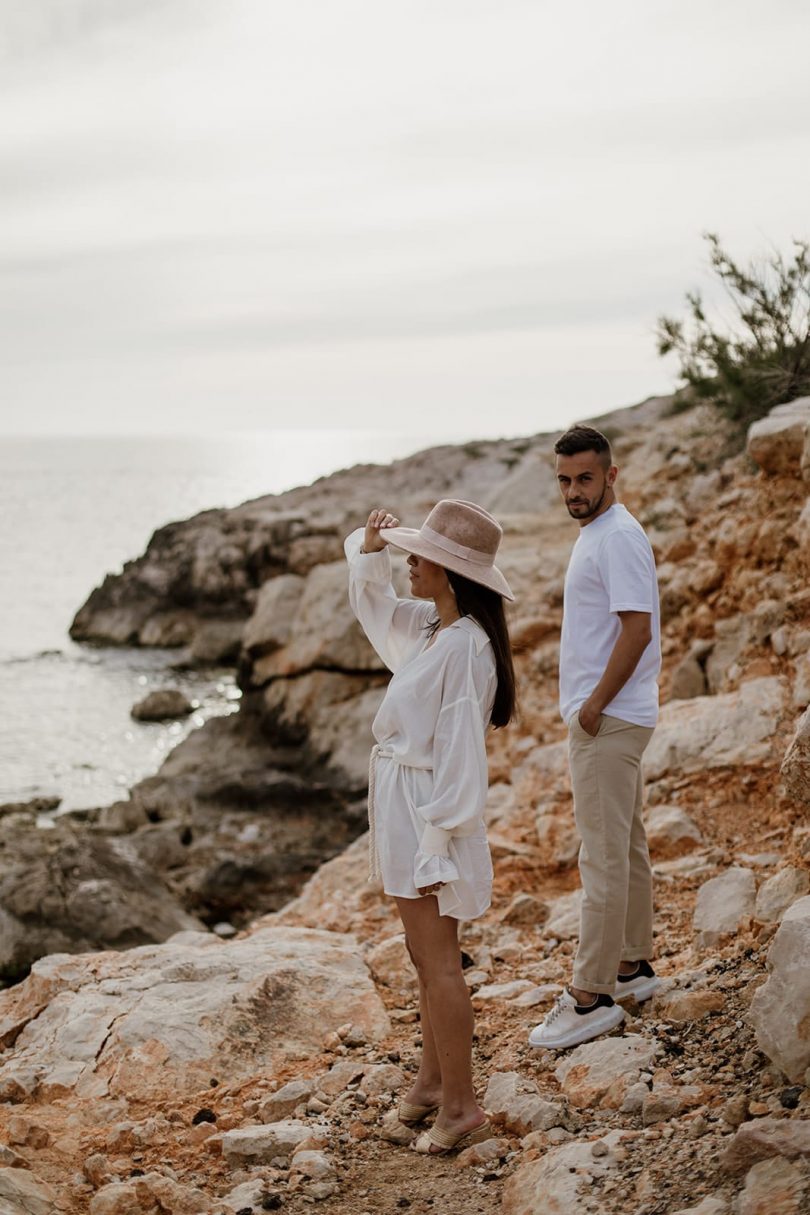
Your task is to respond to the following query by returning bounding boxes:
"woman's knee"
[406,938,463,984]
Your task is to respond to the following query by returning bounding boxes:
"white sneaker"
[613,960,661,1003]
[528,988,625,1051]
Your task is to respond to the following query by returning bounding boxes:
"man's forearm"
[580,614,652,726]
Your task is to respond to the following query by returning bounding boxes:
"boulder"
[669,651,709,700]
[131,688,194,721]
[554,1034,659,1109]
[0,1168,58,1215]
[252,560,384,678]
[219,1120,315,1165]
[736,1157,808,1215]
[671,1200,729,1215]
[0,817,203,982]
[187,618,244,664]
[270,833,372,933]
[747,397,810,477]
[754,867,810,923]
[0,926,389,1103]
[644,677,786,779]
[722,1118,810,1174]
[645,804,703,859]
[749,897,810,1081]
[781,706,810,805]
[501,1130,631,1214]
[654,988,724,1022]
[242,573,306,653]
[693,867,756,948]
[258,1078,316,1122]
[364,933,418,994]
[544,889,582,940]
[484,1072,569,1134]
[90,1173,217,1214]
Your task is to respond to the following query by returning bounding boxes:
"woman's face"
[407,553,451,600]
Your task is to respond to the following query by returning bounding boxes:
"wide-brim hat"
[381,498,515,601]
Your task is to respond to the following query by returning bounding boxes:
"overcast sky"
[1,0,809,440]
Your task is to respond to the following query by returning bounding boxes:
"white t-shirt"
[559,503,661,728]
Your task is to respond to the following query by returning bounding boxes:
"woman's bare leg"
[395,896,486,1146]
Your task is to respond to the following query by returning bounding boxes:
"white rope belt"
[367,744,431,884]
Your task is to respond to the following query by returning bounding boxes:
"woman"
[344,498,516,1155]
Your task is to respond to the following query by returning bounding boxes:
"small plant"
[656,233,810,438]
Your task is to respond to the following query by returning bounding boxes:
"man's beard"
[567,482,607,520]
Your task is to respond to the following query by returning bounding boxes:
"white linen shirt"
[344,528,496,918]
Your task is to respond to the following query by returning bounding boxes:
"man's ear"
[607,464,618,486]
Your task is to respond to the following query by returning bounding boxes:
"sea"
[0,431,441,813]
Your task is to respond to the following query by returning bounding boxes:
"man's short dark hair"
[554,425,612,469]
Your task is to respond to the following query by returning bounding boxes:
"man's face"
[555,450,617,522]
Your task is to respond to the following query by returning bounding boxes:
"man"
[529,425,662,1051]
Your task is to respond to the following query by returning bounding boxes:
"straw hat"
[381,499,514,601]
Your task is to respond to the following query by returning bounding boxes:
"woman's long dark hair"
[427,569,517,728]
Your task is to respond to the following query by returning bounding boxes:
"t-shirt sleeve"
[601,530,655,614]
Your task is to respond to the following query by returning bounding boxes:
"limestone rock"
[0,817,203,982]
[0,1168,58,1215]
[501,1130,631,1214]
[456,1136,510,1167]
[755,867,810,923]
[258,1078,316,1121]
[737,1156,808,1215]
[781,706,810,805]
[722,1117,810,1173]
[544,889,582,940]
[131,689,193,721]
[554,1035,659,1109]
[359,1063,405,1097]
[0,926,389,1103]
[747,397,810,477]
[242,573,305,653]
[749,897,810,1081]
[484,1071,569,1134]
[645,804,703,859]
[693,867,756,948]
[500,893,549,926]
[89,1172,216,1214]
[220,1120,314,1164]
[253,560,383,678]
[654,988,724,1022]
[188,618,244,664]
[670,651,709,700]
[644,677,786,779]
[671,1200,729,1215]
[290,1148,336,1180]
[364,934,418,994]
[473,980,535,1003]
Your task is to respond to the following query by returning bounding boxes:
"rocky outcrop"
[0,926,389,1103]
[748,896,810,1081]
[693,868,757,949]
[644,677,787,780]
[0,813,202,983]
[4,395,810,1212]
[747,396,810,478]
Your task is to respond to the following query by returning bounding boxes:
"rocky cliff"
[1,395,809,1214]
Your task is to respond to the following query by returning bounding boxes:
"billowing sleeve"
[344,528,432,673]
[412,638,493,889]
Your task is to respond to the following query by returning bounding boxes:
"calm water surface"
[0,431,437,810]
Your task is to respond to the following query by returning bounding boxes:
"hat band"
[420,524,495,567]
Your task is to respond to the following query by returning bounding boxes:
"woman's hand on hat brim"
[417,883,446,896]
[363,509,400,553]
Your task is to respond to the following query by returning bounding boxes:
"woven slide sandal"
[398,1100,439,1126]
[411,1116,492,1155]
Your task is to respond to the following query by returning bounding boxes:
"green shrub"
[656,233,810,439]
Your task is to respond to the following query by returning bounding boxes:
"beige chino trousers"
[568,711,655,995]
